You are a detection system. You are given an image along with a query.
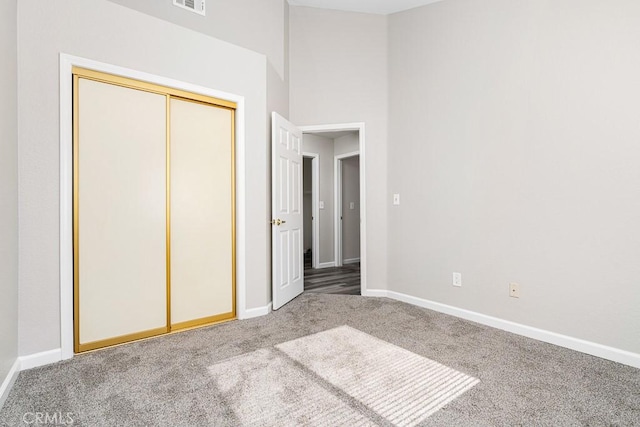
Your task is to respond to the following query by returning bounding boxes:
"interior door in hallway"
[271,112,304,310]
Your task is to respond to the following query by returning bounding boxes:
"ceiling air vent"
[173,0,206,16]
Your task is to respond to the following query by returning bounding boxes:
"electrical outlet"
[452,272,462,287]
[509,282,520,298]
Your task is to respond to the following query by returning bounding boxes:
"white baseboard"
[240,302,272,320]
[17,304,274,375]
[362,289,387,298]
[19,349,62,371]
[343,258,360,265]
[316,262,336,269]
[0,359,20,410]
[367,289,640,369]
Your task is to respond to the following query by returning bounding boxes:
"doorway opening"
[335,153,360,268]
[270,116,366,309]
[302,155,318,270]
[301,129,363,295]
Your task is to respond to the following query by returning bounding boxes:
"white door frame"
[59,54,247,360]
[299,123,367,294]
[302,153,320,269]
[334,151,359,267]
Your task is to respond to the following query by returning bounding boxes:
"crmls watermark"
[22,412,74,425]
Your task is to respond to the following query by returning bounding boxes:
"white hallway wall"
[17,0,268,356]
[0,0,19,402]
[388,0,640,355]
[334,133,359,156]
[290,6,389,290]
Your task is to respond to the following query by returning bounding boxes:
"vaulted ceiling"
[288,0,445,15]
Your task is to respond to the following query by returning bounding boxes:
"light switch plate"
[393,194,400,205]
[319,201,325,210]
[350,202,355,210]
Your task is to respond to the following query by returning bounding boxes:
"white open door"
[271,112,304,310]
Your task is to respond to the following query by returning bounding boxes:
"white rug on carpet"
[208,347,374,426]
[276,326,479,427]
[208,325,478,426]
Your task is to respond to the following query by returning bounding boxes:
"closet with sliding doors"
[73,67,235,352]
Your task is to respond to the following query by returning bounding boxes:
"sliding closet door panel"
[170,98,234,326]
[77,78,167,346]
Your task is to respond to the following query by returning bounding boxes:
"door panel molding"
[271,112,304,310]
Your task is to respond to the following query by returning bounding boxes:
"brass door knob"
[271,219,286,226]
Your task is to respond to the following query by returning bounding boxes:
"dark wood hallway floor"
[304,263,361,295]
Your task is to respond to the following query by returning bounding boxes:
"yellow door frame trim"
[72,67,236,110]
[73,67,237,353]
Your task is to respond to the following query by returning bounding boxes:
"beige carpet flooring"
[1,293,639,426]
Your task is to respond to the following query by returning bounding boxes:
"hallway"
[303,263,360,295]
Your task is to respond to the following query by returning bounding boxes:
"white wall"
[17,0,269,356]
[290,6,388,289]
[106,0,287,79]
[0,0,19,403]
[334,132,359,156]
[103,2,290,298]
[12,0,637,371]
[105,0,289,115]
[341,156,360,262]
[302,134,335,264]
[388,0,640,354]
